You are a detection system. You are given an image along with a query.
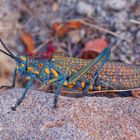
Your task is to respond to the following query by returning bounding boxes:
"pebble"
[130,26,138,34]
[76,1,95,18]
[68,30,85,44]
[114,11,128,31]
[136,30,140,40]
[105,0,127,10]
[134,44,140,53]
[52,2,59,12]
[120,54,135,64]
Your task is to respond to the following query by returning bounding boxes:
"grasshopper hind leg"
[119,91,132,97]
[83,48,111,95]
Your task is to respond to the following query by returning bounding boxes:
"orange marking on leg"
[97,86,101,91]
[63,81,68,86]
[89,85,93,91]
[72,82,76,85]
[81,82,85,88]
[78,87,82,91]
[68,84,74,89]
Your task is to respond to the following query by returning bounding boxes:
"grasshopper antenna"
[0,49,14,58]
[0,38,21,62]
[0,38,15,58]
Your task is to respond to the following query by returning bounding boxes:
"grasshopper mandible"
[0,38,140,110]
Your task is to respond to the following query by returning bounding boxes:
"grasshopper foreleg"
[47,74,66,108]
[53,76,66,108]
[11,79,33,111]
[0,69,16,89]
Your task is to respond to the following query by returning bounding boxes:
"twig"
[67,38,73,57]
[130,19,140,25]
[67,18,131,43]
[33,39,50,53]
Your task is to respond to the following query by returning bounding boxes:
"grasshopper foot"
[53,96,58,108]
[11,99,23,111]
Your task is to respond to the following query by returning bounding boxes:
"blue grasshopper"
[1,39,140,111]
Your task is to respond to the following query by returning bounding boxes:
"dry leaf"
[52,20,82,37]
[20,32,35,53]
[81,38,107,59]
[67,20,82,29]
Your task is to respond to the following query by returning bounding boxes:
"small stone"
[68,30,85,44]
[130,26,138,36]
[76,1,95,18]
[114,11,128,31]
[52,2,59,12]
[105,0,127,10]
[136,30,140,40]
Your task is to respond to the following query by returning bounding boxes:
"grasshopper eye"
[20,63,25,68]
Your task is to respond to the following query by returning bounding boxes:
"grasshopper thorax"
[16,55,51,80]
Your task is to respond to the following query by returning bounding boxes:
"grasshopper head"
[16,56,27,77]
[0,39,27,76]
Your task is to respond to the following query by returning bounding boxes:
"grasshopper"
[0,38,140,110]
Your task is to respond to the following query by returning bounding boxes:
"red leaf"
[81,38,107,59]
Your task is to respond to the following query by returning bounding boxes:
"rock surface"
[0,88,140,139]
[76,1,95,17]
[105,0,127,10]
